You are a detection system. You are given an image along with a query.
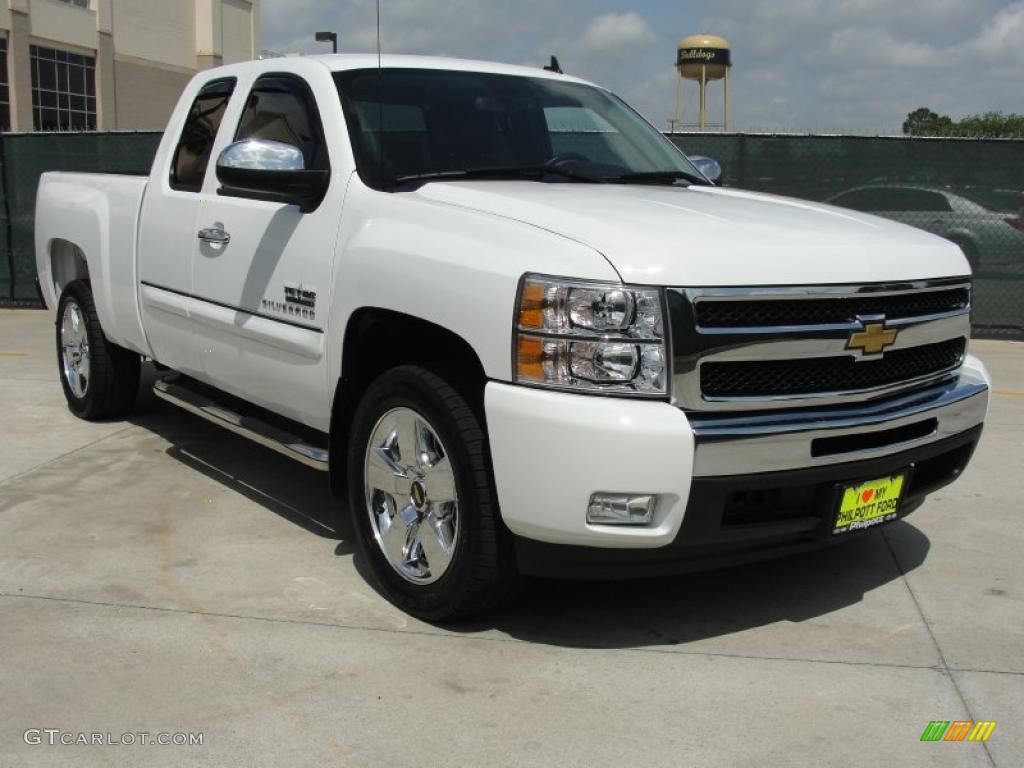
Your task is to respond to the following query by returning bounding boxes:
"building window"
[0,37,10,132]
[57,0,91,8]
[30,45,96,131]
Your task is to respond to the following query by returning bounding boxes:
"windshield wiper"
[394,165,607,185]
[605,170,708,186]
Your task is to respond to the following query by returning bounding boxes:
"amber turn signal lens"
[516,336,545,381]
[518,281,545,329]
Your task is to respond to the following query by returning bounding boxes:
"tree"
[902,107,954,136]
[954,112,1024,138]
[903,107,1024,138]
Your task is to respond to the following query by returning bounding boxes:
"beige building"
[0,0,260,132]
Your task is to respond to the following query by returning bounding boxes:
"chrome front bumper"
[689,358,989,477]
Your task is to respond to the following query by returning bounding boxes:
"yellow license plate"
[833,474,906,535]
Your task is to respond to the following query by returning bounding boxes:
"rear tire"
[346,365,519,620]
[55,280,140,420]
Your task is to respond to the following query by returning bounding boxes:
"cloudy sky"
[261,0,1024,135]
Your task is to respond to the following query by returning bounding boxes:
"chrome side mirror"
[217,139,306,172]
[690,155,722,184]
[215,139,329,212]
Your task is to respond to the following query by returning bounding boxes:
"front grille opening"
[722,486,817,526]
[720,436,977,529]
[701,338,966,398]
[811,419,938,458]
[696,288,969,328]
[908,442,976,497]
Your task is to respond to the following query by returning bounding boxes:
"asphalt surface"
[1,308,1021,767]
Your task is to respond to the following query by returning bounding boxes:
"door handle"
[198,227,231,245]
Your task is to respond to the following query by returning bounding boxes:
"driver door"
[188,70,341,430]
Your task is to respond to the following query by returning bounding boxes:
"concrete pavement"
[1,309,1021,767]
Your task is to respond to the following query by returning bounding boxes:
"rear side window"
[901,190,953,212]
[235,74,328,171]
[171,78,236,192]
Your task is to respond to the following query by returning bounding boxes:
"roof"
[237,53,597,87]
[316,54,593,84]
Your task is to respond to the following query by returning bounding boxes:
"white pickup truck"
[35,55,990,619]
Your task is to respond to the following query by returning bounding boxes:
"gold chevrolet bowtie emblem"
[847,322,898,356]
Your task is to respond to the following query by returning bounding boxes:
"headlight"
[514,275,669,396]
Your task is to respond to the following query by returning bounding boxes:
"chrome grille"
[669,278,972,412]
[701,338,966,398]
[694,288,970,328]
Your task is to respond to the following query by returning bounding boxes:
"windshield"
[334,68,705,189]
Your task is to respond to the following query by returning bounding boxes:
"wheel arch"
[329,307,488,497]
[49,238,90,299]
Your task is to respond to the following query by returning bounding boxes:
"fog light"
[587,493,657,525]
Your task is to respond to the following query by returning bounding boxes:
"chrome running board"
[153,376,329,471]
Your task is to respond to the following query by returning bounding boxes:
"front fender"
[326,182,619,392]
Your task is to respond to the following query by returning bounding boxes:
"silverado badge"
[262,283,318,322]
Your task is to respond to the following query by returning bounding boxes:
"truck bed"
[35,171,152,356]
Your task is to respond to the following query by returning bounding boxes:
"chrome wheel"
[364,407,459,585]
[60,300,90,399]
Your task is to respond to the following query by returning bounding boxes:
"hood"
[415,181,970,286]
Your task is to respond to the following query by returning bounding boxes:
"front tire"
[347,365,519,620]
[56,280,140,420]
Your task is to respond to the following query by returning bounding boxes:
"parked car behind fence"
[827,184,1024,274]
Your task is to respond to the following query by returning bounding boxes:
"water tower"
[673,34,731,132]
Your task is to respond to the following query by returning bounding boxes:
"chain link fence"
[2,131,1021,340]
[670,134,1024,339]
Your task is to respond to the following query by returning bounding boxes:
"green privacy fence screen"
[670,134,1024,339]
[2,131,1021,339]
[0,132,161,305]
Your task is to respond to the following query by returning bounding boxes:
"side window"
[234,75,328,171]
[909,191,953,212]
[885,188,953,212]
[171,78,236,192]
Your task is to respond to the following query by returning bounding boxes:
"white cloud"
[577,12,657,56]
[698,0,1023,132]
[969,1,1024,62]
[345,0,558,55]
[261,0,338,54]
[264,0,559,58]
[824,27,939,69]
[531,11,663,121]
[835,0,989,34]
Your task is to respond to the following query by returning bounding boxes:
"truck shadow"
[131,366,348,545]
[459,523,929,648]
[130,368,931,649]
